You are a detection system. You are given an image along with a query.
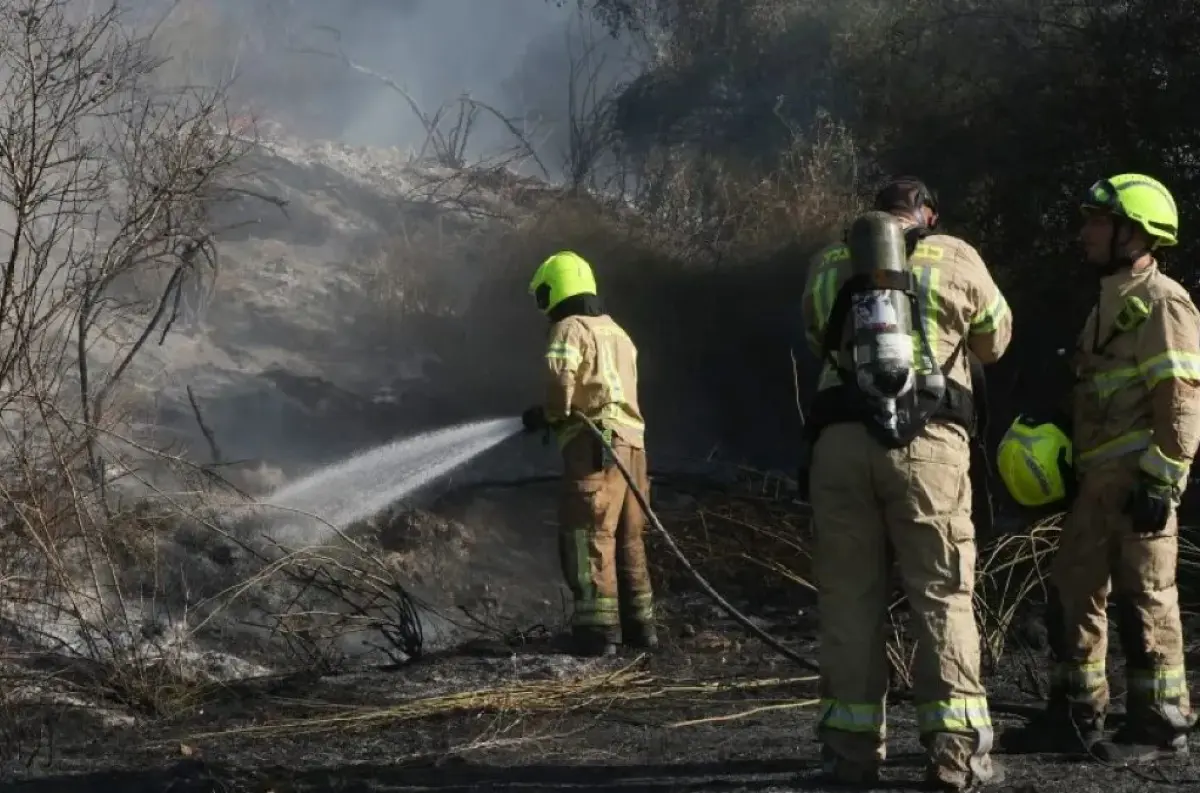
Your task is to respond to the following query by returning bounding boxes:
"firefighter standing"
[522,251,657,658]
[799,178,1012,790]
[998,173,1200,762]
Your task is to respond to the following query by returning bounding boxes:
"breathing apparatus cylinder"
[846,211,918,430]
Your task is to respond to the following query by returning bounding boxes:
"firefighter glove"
[521,405,548,433]
[1124,473,1175,534]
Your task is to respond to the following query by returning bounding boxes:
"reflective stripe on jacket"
[1072,262,1200,487]
[544,314,645,448]
[801,231,1012,393]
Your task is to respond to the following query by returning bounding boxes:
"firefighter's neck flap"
[549,293,604,322]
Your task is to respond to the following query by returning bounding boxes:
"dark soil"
[2,603,1198,793]
[0,478,1197,793]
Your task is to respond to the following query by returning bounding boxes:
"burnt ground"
[0,476,1198,793]
[2,601,1199,793]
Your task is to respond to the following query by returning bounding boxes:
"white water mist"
[261,417,522,545]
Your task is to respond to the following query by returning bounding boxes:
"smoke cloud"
[145,0,641,172]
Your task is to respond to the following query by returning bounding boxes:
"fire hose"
[576,412,819,673]
[574,412,1049,720]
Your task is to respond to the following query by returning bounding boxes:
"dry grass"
[178,658,818,741]
[648,472,1200,685]
[649,472,813,600]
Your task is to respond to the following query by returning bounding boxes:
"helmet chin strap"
[1098,216,1149,277]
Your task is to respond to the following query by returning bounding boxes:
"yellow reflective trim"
[546,341,582,366]
[817,367,840,391]
[913,242,944,260]
[553,422,582,448]
[625,592,654,621]
[971,291,1010,334]
[1078,430,1152,468]
[822,245,850,264]
[1053,660,1107,692]
[1115,295,1151,333]
[1138,350,1200,389]
[555,410,645,449]
[1090,365,1141,399]
[1138,444,1189,488]
[820,270,838,324]
[572,596,620,627]
[597,403,644,431]
[918,265,938,372]
[915,697,992,733]
[812,267,839,335]
[813,263,936,390]
[1128,667,1188,700]
[1001,423,1058,500]
[818,699,885,733]
[593,331,625,403]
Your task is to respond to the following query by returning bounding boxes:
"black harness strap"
[808,224,980,449]
[819,269,918,372]
[806,331,975,446]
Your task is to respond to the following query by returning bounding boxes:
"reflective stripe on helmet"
[997,418,1071,506]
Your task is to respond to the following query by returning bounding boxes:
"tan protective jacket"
[544,314,645,449]
[801,230,1013,393]
[1071,262,1200,488]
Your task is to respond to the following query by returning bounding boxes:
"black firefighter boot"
[569,626,619,658]
[1097,602,1195,763]
[998,692,1104,756]
[1093,716,1190,765]
[622,619,659,651]
[1093,684,1193,765]
[1002,589,1105,756]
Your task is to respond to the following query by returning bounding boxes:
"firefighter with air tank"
[798,177,1012,790]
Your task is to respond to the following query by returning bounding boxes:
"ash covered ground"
[0,7,1194,788]
[2,479,1199,793]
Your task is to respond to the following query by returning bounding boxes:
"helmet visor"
[534,283,551,311]
[1082,179,1120,213]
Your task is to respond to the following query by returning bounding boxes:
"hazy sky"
[150,0,645,168]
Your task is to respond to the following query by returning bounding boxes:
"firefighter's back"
[561,314,646,449]
[812,230,1010,493]
[806,220,1009,790]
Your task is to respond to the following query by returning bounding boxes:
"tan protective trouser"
[810,422,995,779]
[1050,459,1190,732]
[559,434,654,637]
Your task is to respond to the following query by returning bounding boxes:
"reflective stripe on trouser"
[1050,460,1190,731]
[810,422,995,777]
[1050,660,1107,720]
[559,434,654,636]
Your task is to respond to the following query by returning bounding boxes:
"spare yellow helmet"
[997,415,1073,507]
[528,251,597,314]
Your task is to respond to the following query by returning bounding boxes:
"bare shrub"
[560,9,622,192]
[257,534,428,671]
[0,0,257,717]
